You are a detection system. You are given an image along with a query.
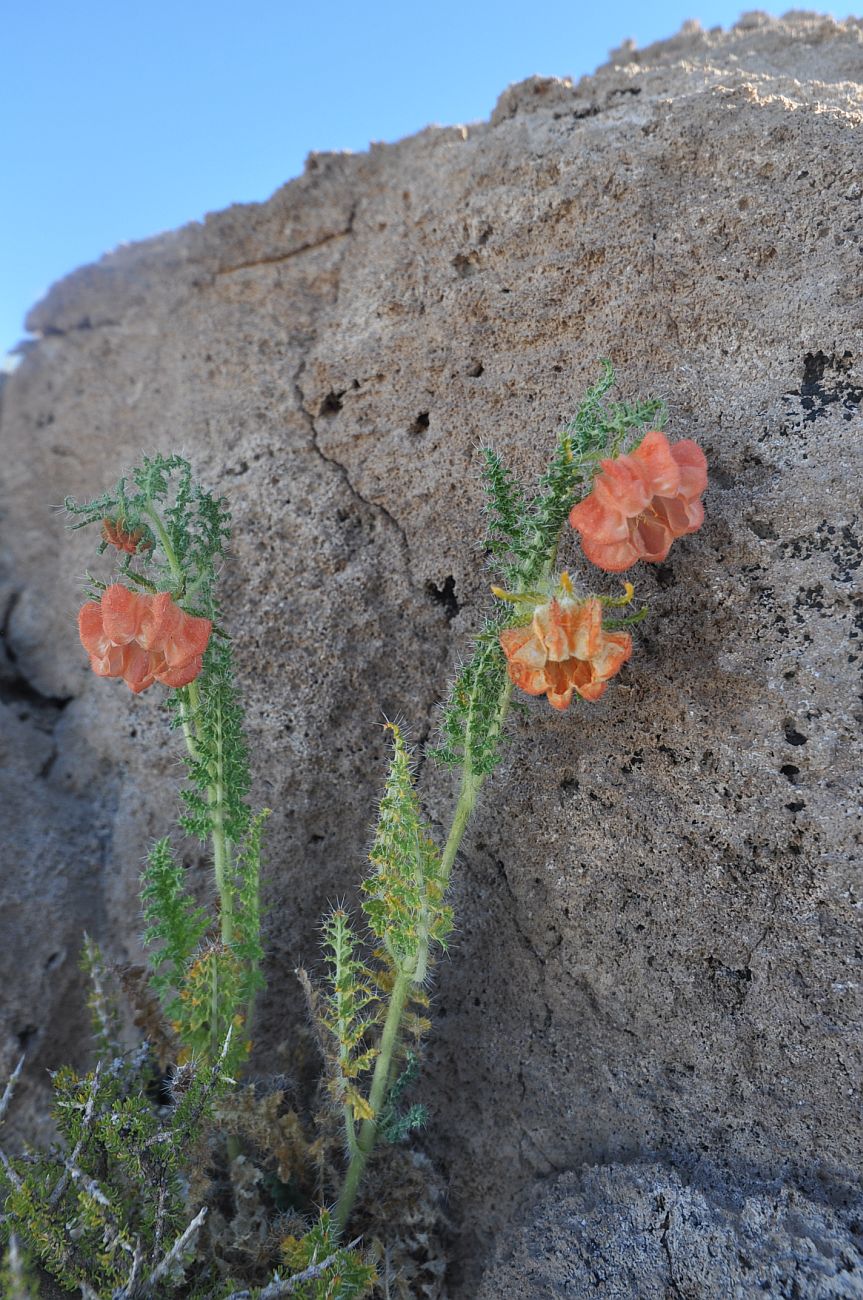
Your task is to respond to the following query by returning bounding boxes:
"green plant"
[326,362,670,1231]
[1,365,707,1296]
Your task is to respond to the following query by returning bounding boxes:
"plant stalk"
[146,501,234,947]
[335,526,560,1231]
[335,970,411,1233]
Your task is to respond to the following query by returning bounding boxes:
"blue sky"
[2,1,833,359]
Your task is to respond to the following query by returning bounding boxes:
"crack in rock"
[216,225,355,276]
[293,367,417,584]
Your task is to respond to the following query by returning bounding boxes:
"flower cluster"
[500,430,707,711]
[569,430,707,573]
[500,590,632,710]
[101,516,152,555]
[78,584,211,693]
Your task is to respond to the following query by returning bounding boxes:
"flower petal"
[630,430,681,497]
[569,492,630,544]
[101,585,148,646]
[671,439,708,498]
[122,645,157,693]
[156,654,205,688]
[79,602,108,656]
[580,533,641,573]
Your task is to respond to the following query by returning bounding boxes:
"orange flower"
[499,594,632,710]
[569,430,707,572]
[101,517,152,554]
[78,585,211,693]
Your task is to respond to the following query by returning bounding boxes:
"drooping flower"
[101,516,152,555]
[569,430,707,572]
[499,587,632,710]
[78,585,211,692]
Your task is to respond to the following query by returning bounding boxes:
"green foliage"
[377,1051,426,1145]
[174,636,253,847]
[80,937,123,1059]
[428,628,510,776]
[231,808,270,1001]
[321,909,382,1124]
[0,1234,41,1300]
[69,453,267,1070]
[174,942,248,1073]
[432,362,665,774]
[0,1043,229,1298]
[280,1211,375,1300]
[65,453,230,614]
[141,839,256,1072]
[142,839,210,1008]
[361,725,451,980]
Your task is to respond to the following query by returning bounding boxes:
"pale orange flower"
[499,594,632,710]
[101,517,152,555]
[78,585,211,693]
[569,430,707,572]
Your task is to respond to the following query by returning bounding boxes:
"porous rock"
[476,1162,863,1298]
[1,12,862,1292]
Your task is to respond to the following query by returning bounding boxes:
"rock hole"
[783,720,807,746]
[44,951,63,971]
[16,1024,38,1051]
[308,833,325,845]
[319,390,344,417]
[559,777,579,795]
[426,575,460,621]
[467,361,484,378]
[409,411,430,435]
[653,563,674,589]
[785,800,805,813]
[780,763,800,782]
[748,517,777,540]
[452,252,479,278]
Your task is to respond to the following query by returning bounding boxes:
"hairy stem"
[335,524,560,1232]
[335,970,411,1233]
[146,499,235,1029]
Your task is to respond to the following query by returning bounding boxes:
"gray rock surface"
[476,1163,863,1298]
[1,10,862,1291]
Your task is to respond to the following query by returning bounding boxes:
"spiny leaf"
[361,725,449,977]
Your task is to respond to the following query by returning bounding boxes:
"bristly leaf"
[320,909,382,1123]
[65,453,230,615]
[361,725,451,979]
[280,1210,376,1299]
[80,936,123,1059]
[141,838,209,1008]
[174,636,252,847]
[427,624,510,775]
[378,1050,427,1144]
[480,446,530,574]
[231,808,270,1003]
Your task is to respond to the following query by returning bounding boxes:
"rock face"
[2,11,862,1293]
[476,1163,863,1299]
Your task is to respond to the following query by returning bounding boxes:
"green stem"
[146,499,235,1022]
[334,529,556,1232]
[342,1103,358,1159]
[335,971,411,1233]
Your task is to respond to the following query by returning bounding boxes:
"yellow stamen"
[598,581,636,609]
[559,571,574,596]
[491,586,546,605]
